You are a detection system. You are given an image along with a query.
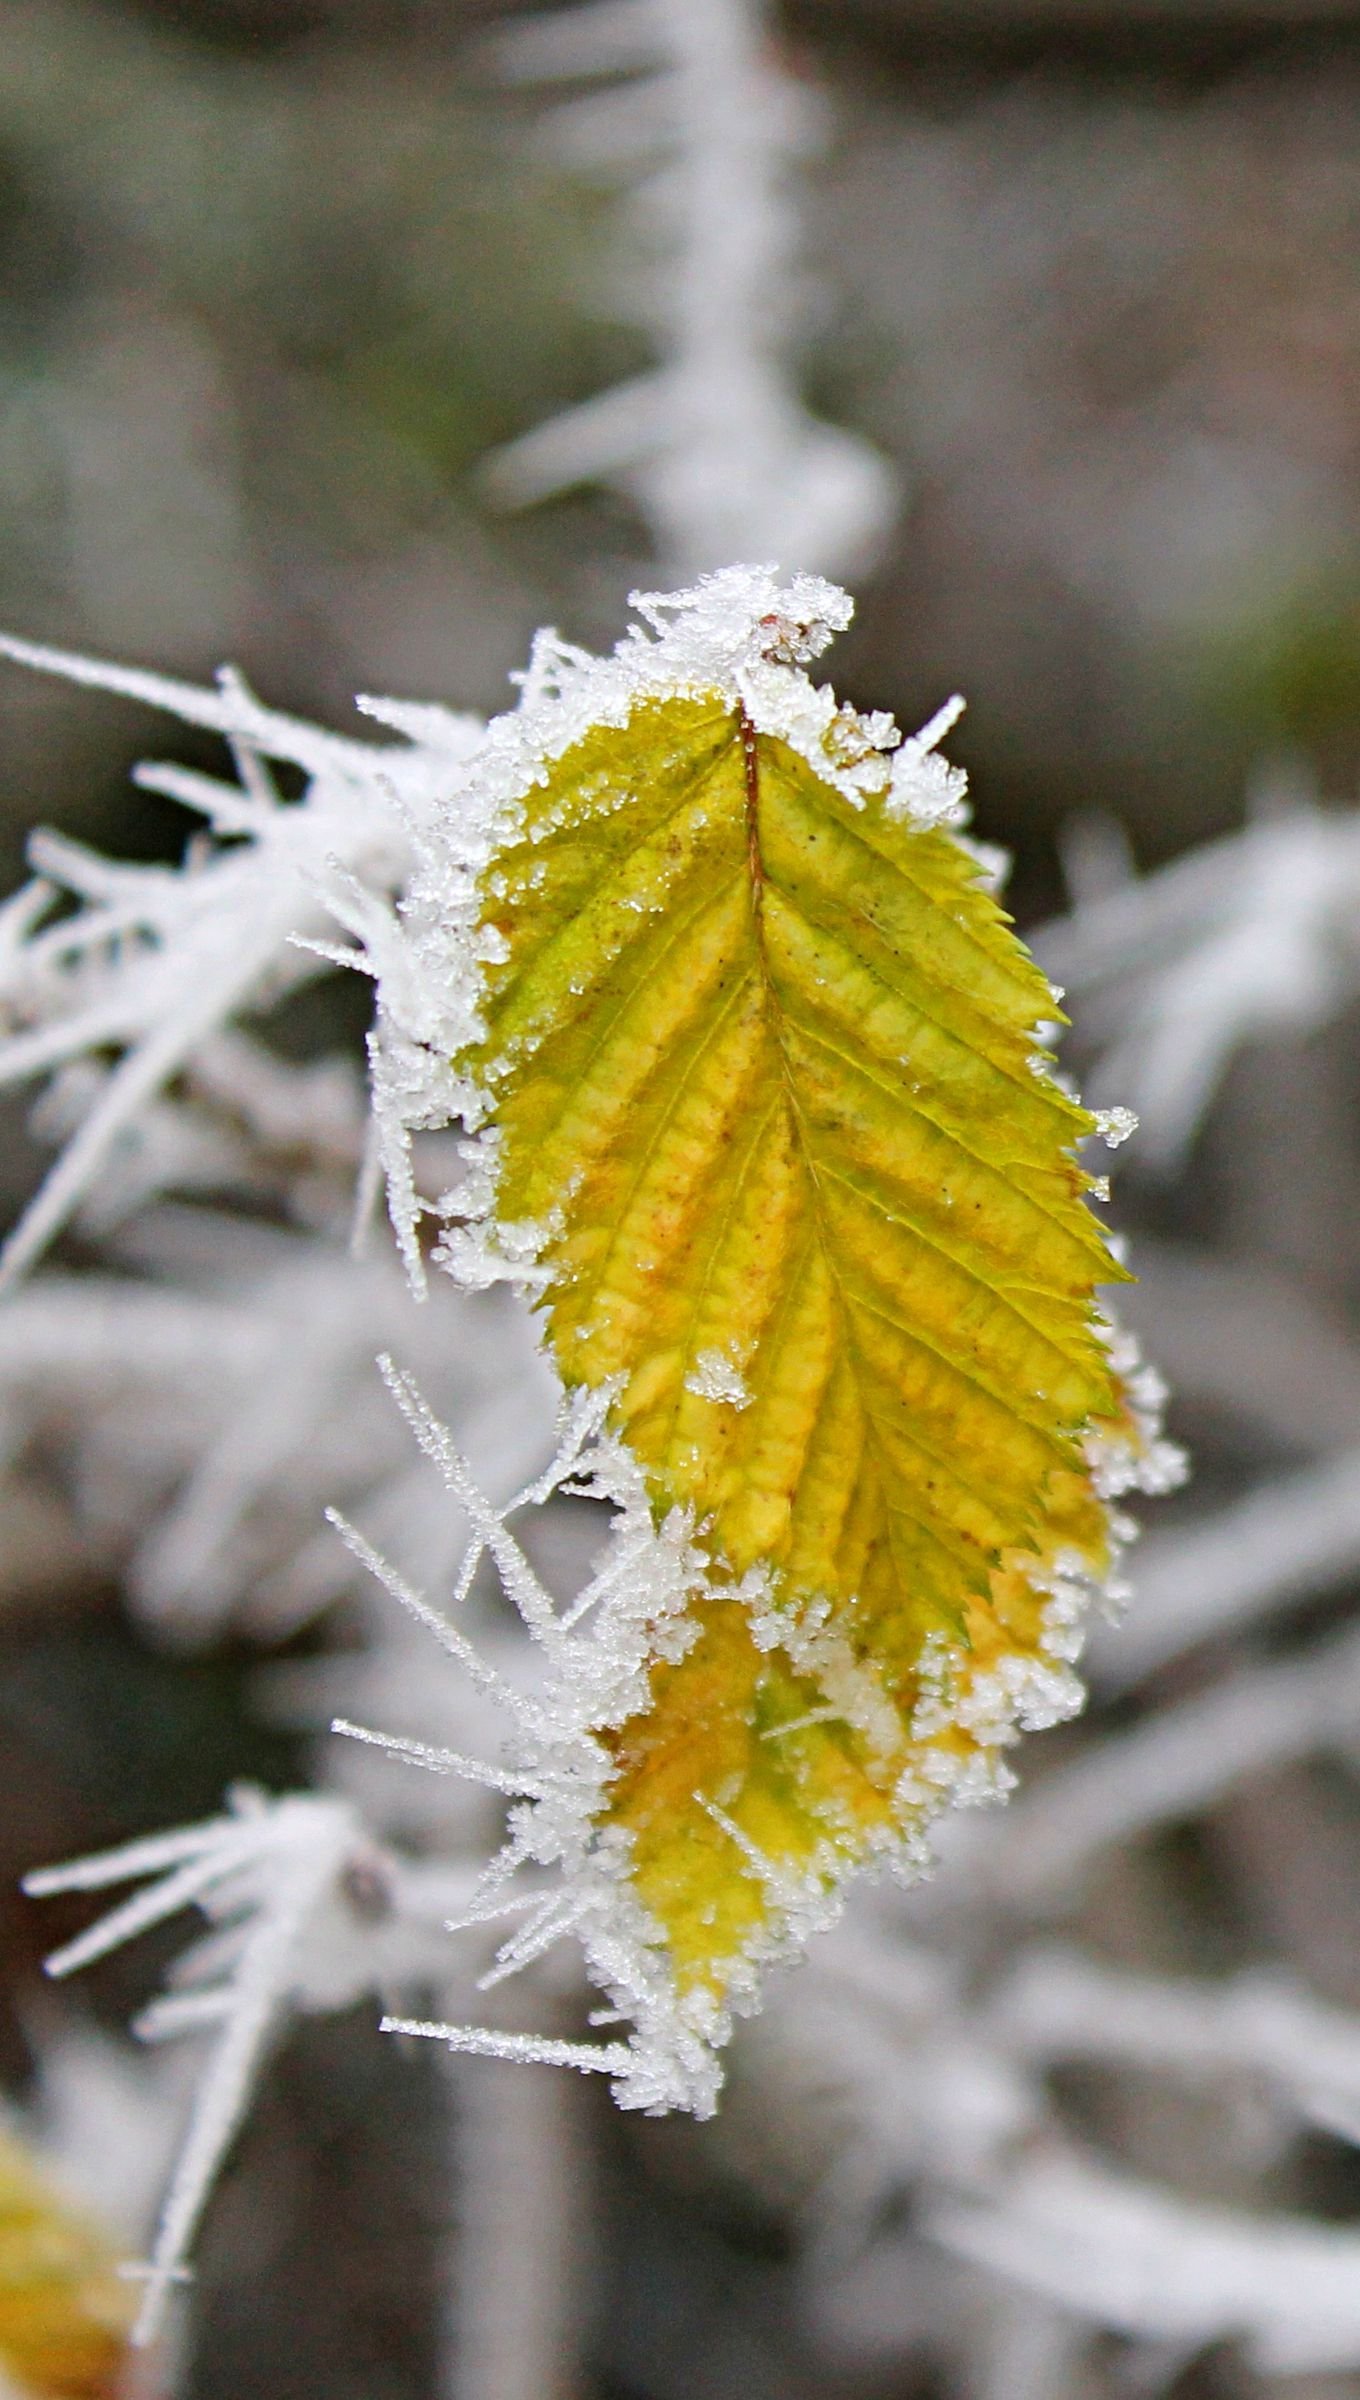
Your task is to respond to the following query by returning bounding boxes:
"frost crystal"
[1093,1105,1138,1149]
[684,1347,753,1408]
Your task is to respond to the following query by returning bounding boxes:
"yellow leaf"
[0,2131,134,2399]
[435,570,1173,2104]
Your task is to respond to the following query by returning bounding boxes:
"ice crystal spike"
[382,566,1171,2106]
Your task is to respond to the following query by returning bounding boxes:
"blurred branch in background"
[482,0,899,575]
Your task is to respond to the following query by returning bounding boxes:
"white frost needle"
[323,1507,548,1733]
[377,1356,566,1650]
[330,1715,548,1799]
[381,2017,632,2077]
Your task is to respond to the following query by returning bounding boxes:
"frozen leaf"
[427,568,1158,2081]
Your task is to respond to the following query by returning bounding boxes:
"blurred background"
[7,2,1360,2397]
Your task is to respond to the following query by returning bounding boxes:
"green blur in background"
[5,0,1360,906]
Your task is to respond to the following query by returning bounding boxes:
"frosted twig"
[1119,1237,1360,1457]
[994,1947,1360,2144]
[982,1618,1360,1907]
[1039,790,1360,1166]
[442,2046,591,2400]
[26,1795,383,2341]
[1091,1445,1360,1693]
[0,635,482,1278]
[485,0,897,575]
[933,2147,1360,2372]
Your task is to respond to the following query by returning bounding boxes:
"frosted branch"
[485,0,897,575]
[933,2148,1360,2372]
[1039,788,1360,1167]
[0,636,483,1279]
[23,1790,473,2344]
[981,1617,1360,1908]
[1092,1444,1360,1694]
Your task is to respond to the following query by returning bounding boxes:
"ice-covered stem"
[0,634,483,1285]
[0,1225,551,1648]
[1092,1441,1360,1694]
[971,1612,1360,1913]
[1039,780,1360,1168]
[440,2048,592,2400]
[24,1791,471,2344]
[932,2147,1360,2372]
[995,1946,1360,2144]
[486,0,898,575]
